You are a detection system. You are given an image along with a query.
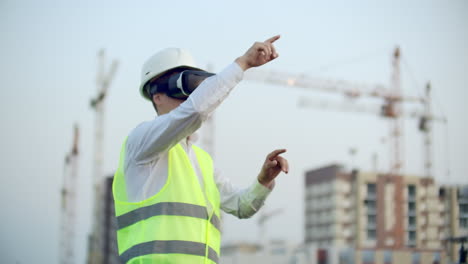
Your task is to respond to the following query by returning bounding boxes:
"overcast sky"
[1,1,467,263]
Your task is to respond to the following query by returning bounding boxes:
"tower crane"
[244,47,445,178]
[296,82,445,177]
[87,49,118,264]
[60,124,79,264]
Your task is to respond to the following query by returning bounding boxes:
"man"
[113,35,289,264]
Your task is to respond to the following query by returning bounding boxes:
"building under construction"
[86,176,119,264]
[304,164,468,264]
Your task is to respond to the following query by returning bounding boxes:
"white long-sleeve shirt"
[123,62,272,218]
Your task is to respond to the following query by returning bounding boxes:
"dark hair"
[151,99,159,114]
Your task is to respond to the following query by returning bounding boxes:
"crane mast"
[87,49,118,264]
[387,47,403,175]
[420,83,435,178]
[60,124,79,264]
[90,49,118,185]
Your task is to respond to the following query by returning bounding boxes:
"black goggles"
[146,70,215,99]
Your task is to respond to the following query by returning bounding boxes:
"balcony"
[407,195,417,203]
[406,240,417,248]
[418,204,426,212]
[366,192,377,199]
[458,197,468,204]
[366,208,377,215]
[459,213,468,219]
[340,199,352,209]
[342,228,353,238]
[366,229,377,241]
[367,222,377,229]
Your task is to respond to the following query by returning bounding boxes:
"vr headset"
[145,70,215,99]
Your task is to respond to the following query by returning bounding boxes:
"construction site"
[2,2,467,264]
[55,45,467,264]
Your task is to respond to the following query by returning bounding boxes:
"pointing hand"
[257,149,289,188]
[235,35,281,71]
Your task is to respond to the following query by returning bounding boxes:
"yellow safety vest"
[113,140,221,264]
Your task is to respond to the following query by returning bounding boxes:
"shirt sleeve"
[216,169,275,219]
[127,62,244,164]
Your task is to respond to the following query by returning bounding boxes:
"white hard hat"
[139,48,203,100]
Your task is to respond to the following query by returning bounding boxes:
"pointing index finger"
[267,149,287,160]
[265,35,281,44]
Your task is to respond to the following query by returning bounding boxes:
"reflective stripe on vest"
[116,202,221,231]
[120,240,219,264]
[113,141,221,264]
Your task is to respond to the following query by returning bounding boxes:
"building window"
[361,250,375,264]
[407,231,417,246]
[339,248,355,264]
[367,183,376,198]
[457,187,468,200]
[366,200,377,212]
[460,204,468,215]
[460,204,468,211]
[411,252,420,264]
[383,250,392,264]
[367,213,377,240]
[365,183,377,242]
[367,229,376,240]
[407,203,416,217]
[408,216,417,231]
[433,252,441,264]
[408,185,416,198]
[458,192,468,229]
[407,185,417,246]
[460,218,468,228]
[439,187,446,198]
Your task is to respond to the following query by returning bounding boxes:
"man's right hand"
[257,148,289,188]
[235,35,280,71]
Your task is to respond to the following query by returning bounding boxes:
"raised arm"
[129,35,281,164]
[235,35,280,71]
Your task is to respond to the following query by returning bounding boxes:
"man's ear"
[152,93,162,105]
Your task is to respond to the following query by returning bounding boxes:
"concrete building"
[304,164,456,264]
[439,185,468,262]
